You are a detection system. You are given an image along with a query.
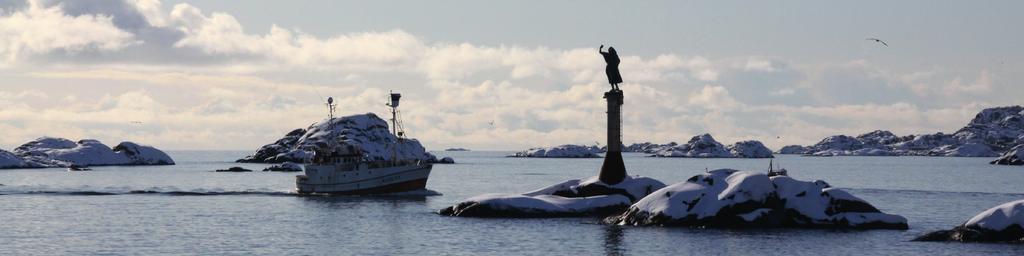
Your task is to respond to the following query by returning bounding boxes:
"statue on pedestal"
[599,45,622,91]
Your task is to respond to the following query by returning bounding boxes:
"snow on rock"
[954,106,1024,152]
[777,145,809,154]
[3,137,174,168]
[262,162,304,172]
[652,134,733,158]
[727,140,774,158]
[112,142,174,165]
[931,143,998,157]
[508,144,602,158]
[915,199,1024,242]
[624,142,677,153]
[439,175,666,218]
[0,149,29,169]
[991,145,1024,166]
[651,134,773,158]
[605,169,908,229]
[237,113,436,163]
[788,106,1024,157]
[237,128,305,163]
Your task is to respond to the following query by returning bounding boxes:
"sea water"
[1,151,1023,255]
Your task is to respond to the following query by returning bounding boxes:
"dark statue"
[599,45,622,90]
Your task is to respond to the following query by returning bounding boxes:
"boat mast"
[387,91,402,163]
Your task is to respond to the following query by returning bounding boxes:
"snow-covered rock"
[237,113,436,163]
[624,142,677,153]
[991,145,1024,166]
[788,106,1024,157]
[2,137,173,168]
[651,135,772,158]
[930,143,999,157]
[727,140,774,158]
[856,130,901,148]
[777,145,809,154]
[953,106,1024,152]
[439,175,666,217]
[810,148,896,157]
[509,144,602,158]
[652,134,733,158]
[0,149,29,169]
[237,128,306,163]
[111,142,175,165]
[811,135,865,152]
[605,169,908,229]
[915,199,1024,242]
[262,162,304,172]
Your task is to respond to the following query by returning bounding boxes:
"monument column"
[600,89,626,184]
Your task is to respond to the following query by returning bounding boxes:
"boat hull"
[296,163,432,195]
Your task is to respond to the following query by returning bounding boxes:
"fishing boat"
[296,92,432,195]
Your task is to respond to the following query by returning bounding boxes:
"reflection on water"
[603,225,625,256]
[298,193,430,207]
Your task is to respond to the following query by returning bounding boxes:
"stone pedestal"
[600,89,626,184]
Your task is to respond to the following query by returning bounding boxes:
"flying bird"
[866,37,888,46]
[488,120,494,126]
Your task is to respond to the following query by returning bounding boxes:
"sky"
[0,0,1021,151]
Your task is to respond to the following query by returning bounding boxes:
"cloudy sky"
[0,0,1021,151]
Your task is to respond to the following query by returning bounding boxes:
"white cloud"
[943,70,993,95]
[688,85,739,110]
[0,0,136,64]
[742,57,776,72]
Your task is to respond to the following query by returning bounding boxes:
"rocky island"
[605,169,908,229]
[778,106,1023,160]
[508,144,603,158]
[237,113,440,164]
[0,137,174,169]
[650,134,774,158]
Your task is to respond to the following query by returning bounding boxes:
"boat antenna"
[325,96,336,119]
[386,90,404,138]
[386,90,403,163]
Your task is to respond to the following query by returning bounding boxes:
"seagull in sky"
[866,37,888,46]
[488,120,494,126]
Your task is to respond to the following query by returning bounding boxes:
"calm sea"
[1,151,1023,255]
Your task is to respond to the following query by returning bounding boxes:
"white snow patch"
[510,144,602,158]
[463,193,632,213]
[964,199,1024,231]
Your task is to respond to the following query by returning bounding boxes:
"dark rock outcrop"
[990,145,1024,165]
[216,167,254,172]
[777,145,810,154]
[262,162,303,172]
